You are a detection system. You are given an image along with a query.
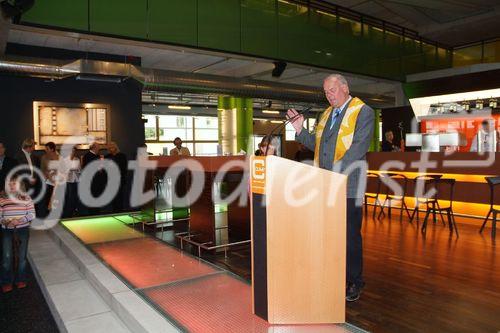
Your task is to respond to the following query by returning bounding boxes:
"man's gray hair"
[324,74,349,87]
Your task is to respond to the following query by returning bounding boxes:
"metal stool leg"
[378,198,388,220]
[492,211,497,238]
[403,201,412,220]
[480,209,493,233]
[451,212,459,237]
[422,206,431,233]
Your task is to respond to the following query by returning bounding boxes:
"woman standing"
[60,146,81,218]
[0,175,36,293]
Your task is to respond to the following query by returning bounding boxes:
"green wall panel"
[21,0,88,31]
[241,0,277,58]
[148,0,197,46]
[277,1,312,65]
[20,0,452,81]
[198,0,241,53]
[90,0,147,39]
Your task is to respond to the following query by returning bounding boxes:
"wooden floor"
[347,208,499,333]
[158,208,500,333]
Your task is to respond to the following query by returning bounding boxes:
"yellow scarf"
[313,97,365,166]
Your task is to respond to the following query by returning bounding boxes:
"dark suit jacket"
[297,100,375,199]
[0,156,18,191]
[106,152,128,185]
[82,151,106,196]
[14,150,40,180]
[82,151,100,169]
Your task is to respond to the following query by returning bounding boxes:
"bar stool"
[421,178,459,237]
[377,173,412,222]
[364,172,383,219]
[410,174,443,223]
[479,176,500,238]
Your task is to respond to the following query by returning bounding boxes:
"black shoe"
[346,283,363,302]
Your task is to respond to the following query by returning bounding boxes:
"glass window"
[308,118,317,132]
[253,135,265,154]
[158,115,193,141]
[143,115,157,141]
[194,142,219,156]
[194,116,218,140]
[285,122,296,141]
[146,142,194,156]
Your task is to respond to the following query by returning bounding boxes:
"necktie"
[329,108,342,130]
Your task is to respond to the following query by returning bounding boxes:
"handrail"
[285,0,451,50]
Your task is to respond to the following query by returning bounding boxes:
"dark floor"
[0,260,59,333]
[156,209,500,333]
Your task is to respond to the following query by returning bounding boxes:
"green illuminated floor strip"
[62,216,144,245]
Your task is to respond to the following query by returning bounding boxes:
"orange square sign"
[251,156,266,195]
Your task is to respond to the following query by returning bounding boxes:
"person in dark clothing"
[381,130,400,152]
[81,142,105,215]
[106,142,128,213]
[0,142,17,192]
[294,143,315,163]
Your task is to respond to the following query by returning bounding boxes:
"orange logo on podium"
[251,156,266,194]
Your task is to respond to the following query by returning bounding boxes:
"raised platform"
[28,214,365,332]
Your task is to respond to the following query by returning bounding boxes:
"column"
[218,96,253,155]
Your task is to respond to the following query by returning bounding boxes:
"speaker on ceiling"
[272,61,287,78]
[1,0,35,23]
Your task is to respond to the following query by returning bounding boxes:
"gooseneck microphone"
[264,107,313,156]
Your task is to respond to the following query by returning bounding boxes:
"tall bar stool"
[421,178,459,237]
[377,173,412,222]
[410,174,443,223]
[479,176,500,238]
[364,172,383,219]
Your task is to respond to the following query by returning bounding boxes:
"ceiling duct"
[0,58,326,103]
[0,58,393,105]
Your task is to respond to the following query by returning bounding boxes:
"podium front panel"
[250,156,347,324]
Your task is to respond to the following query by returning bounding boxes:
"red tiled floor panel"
[91,237,218,289]
[144,273,348,333]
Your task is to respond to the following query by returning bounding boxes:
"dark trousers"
[1,227,30,285]
[40,184,55,218]
[347,198,363,286]
[63,182,78,218]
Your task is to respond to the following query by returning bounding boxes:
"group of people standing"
[0,139,128,293]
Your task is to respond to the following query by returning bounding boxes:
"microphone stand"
[264,107,312,156]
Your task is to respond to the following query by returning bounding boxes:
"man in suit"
[287,74,374,302]
[81,142,105,215]
[0,142,17,192]
[105,142,128,212]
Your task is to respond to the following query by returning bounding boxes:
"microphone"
[264,107,312,156]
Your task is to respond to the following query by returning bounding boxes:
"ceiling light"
[168,105,191,110]
[270,120,283,124]
[262,110,280,114]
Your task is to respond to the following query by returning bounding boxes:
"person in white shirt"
[170,137,191,156]
[470,119,500,152]
[40,142,59,217]
[59,146,81,218]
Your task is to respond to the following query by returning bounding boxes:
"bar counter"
[366,152,499,221]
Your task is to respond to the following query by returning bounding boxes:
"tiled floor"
[27,230,131,333]
[92,237,219,289]
[62,215,355,333]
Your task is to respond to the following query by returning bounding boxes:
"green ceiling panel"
[21,0,88,31]
[90,0,147,39]
[198,0,241,53]
[148,0,197,46]
[241,0,278,58]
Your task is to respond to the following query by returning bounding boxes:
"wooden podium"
[250,156,347,324]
